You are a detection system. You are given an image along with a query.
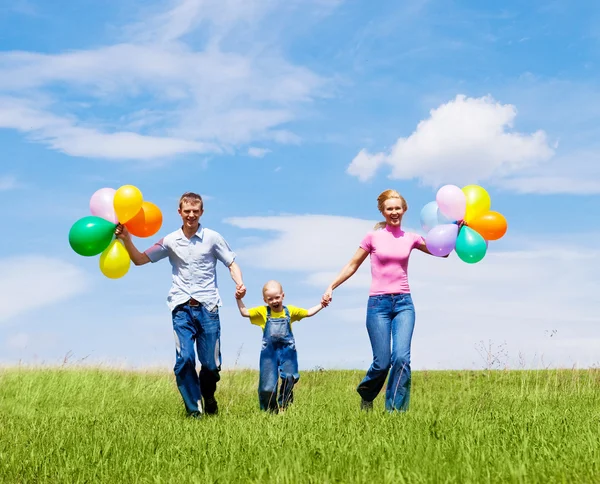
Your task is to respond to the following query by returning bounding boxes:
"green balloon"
[455,226,487,264]
[69,216,116,256]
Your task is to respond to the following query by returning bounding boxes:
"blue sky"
[1,0,599,371]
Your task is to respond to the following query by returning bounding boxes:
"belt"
[187,298,201,307]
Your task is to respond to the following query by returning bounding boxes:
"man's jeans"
[172,303,221,415]
[357,293,416,412]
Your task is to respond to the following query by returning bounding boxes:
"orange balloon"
[125,201,163,238]
[468,211,507,241]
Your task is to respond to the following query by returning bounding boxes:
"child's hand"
[235,284,246,299]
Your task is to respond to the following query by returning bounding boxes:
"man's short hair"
[179,192,203,210]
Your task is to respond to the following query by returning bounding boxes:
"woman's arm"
[414,239,449,258]
[322,248,369,304]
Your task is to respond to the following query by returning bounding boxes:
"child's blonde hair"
[262,280,283,296]
[374,189,408,230]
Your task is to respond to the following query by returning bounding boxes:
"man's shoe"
[360,398,373,412]
[189,411,203,420]
[204,397,218,415]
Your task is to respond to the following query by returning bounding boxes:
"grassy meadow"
[0,367,599,483]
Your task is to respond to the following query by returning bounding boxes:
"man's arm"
[229,261,246,298]
[236,297,250,318]
[115,224,151,266]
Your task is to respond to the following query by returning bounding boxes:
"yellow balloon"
[114,185,143,223]
[462,185,491,223]
[99,239,131,279]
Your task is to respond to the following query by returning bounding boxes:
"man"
[116,192,246,418]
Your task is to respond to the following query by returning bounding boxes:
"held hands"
[235,283,246,299]
[321,287,333,307]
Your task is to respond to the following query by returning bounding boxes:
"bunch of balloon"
[68,185,163,279]
[420,184,507,263]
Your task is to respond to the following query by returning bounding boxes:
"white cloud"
[0,97,219,159]
[0,0,336,160]
[0,175,18,191]
[247,147,271,158]
[493,149,600,194]
[6,332,29,350]
[226,215,378,272]
[0,256,90,323]
[9,0,37,16]
[348,94,554,187]
[225,214,600,368]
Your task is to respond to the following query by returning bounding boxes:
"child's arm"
[305,301,327,318]
[236,297,250,318]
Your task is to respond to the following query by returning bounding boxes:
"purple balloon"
[425,224,459,257]
[90,188,117,224]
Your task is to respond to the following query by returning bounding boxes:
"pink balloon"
[436,185,466,221]
[90,188,117,224]
[425,224,459,257]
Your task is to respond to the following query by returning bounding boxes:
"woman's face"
[381,198,405,227]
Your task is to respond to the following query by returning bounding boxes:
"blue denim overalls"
[258,306,300,412]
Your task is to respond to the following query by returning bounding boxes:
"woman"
[322,189,442,412]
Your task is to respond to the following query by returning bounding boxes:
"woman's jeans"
[357,293,415,412]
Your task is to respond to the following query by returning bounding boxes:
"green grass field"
[1,367,598,483]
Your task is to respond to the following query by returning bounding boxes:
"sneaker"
[360,398,373,412]
[204,397,218,415]
[189,411,203,420]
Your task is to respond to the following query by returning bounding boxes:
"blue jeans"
[172,303,221,415]
[357,294,416,412]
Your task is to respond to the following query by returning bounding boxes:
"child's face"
[263,287,284,312]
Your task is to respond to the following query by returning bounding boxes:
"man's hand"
[235,284,246,299]
[321,287,333,306]
[115,223,131,241]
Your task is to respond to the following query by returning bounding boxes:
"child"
[236,280,327,412]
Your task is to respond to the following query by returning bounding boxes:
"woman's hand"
[321,287,333,306]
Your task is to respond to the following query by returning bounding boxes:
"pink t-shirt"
[359,226,425,295]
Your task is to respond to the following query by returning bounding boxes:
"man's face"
[178,201,203,229]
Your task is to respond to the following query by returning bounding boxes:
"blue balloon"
[420,201,455,233]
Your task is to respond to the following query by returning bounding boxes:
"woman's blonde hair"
[374,189,408,230]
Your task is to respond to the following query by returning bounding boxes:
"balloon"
[462,185,491,223]
[114,185,143,224]
[125,201,163,238]
[89,188,117,224]
[99,239,131,279]
[425,224,459,257]
[469,211,507,241]
[69,216,116,257]
[455,226,487,264]
[436,185,466,221]
[419,201,454,233]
